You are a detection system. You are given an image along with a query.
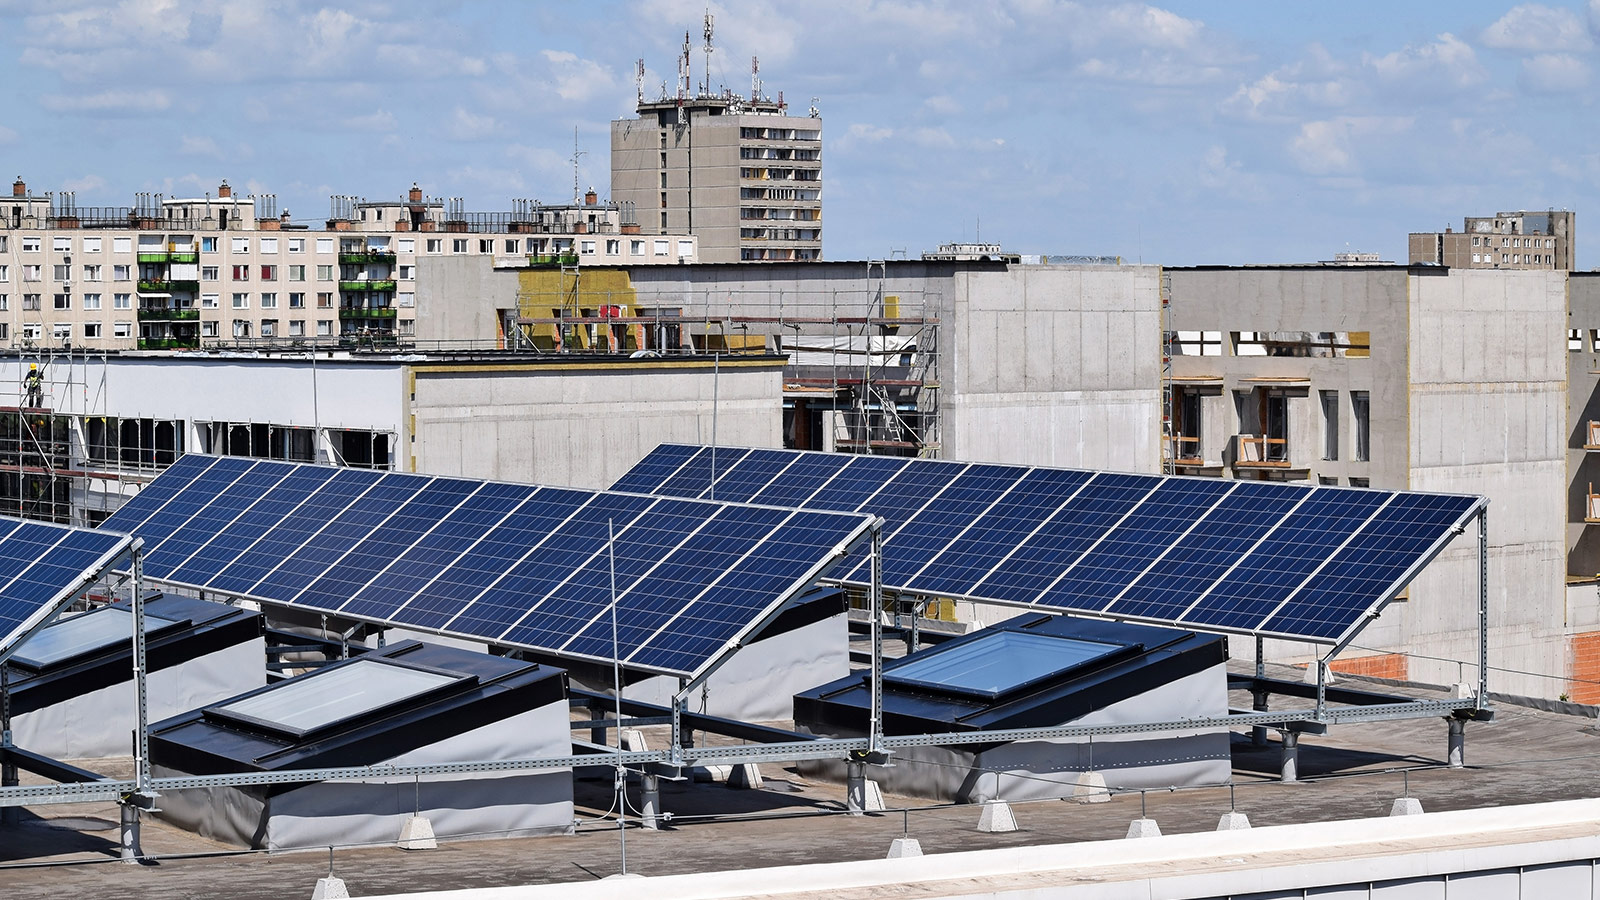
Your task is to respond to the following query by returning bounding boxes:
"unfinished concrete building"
[1165,265,1568,698]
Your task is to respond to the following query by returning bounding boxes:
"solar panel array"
[611,445,1484,645]
[99,456,872,677]
[0,517,132,662]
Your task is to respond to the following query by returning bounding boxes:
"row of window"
[1472,253,1553,265]
[0,292,416,311]
[1472,235,1555,249]
[0,234,679,256]
[737,127,821,141]
[0,264,417,284]
[205,319,414,338]
[739,187,822,201]
[0,317,418,341]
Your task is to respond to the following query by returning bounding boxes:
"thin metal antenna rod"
[710,353,719,501]
[609,519,627,875]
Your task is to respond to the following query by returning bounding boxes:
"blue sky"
[2,0,1597,266]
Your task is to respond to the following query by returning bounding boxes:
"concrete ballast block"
[977,799,1018,833]
[728,763,764,790]
[886,837,923,858]
[1390,797,1424,816]
[311,876,349,899]
[861,779,886,812]
[620,728,649,753]
[1216,811,1251,831]
[1126,818,1162,839]
[398,814,437,850]
[1071,771,1110,804]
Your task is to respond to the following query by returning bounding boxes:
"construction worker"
[22,363,43,408]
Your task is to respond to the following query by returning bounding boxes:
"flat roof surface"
[2,662,1598,899]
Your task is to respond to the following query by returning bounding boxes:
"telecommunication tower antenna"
[678,30,691,99]
[636,58,646,105]
[751,55,761,101]
[571,127,586,205]
[702,10,715,95]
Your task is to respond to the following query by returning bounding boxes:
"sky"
[2,0,1598,266]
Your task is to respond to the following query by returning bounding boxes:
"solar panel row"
[100,456,873,677]
[0,518,132,660]
[611,445,1483,645]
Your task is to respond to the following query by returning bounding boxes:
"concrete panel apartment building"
[0,177,697,354]
[1409,209,1575,270]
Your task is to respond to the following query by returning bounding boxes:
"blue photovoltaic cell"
[1108,481,1306,622]
[1047,477,1235,610]
[97,455,221,536]
[874,464,1026,586]
[292,477,482,610]
[1180,489,1393,631]
[609,444,701,494]
[339,481,538,623]
[656,447,751,499]
[805,455,909,513]
[831,459,969,579]
[0,519,130,657]
[971,472,1159,604]
[696,448,803,504]
[106,456,871,677]
[910,467,1094,597]
[166,465,340,587]
[745,452,852,508]
[1261,492,1478,640]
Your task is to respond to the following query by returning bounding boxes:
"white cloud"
[541,49,621,103]
[1366,33,1485,89]
[342,110,397,132]
[923,95,962,116]
[451,107,500,141]
[1289,116,1413,175]
[40,89,170,112]
[909,126,955,149]
[1221,44,1351,120]
[1483,4,1592,52]
[179,135,223,158]
[0,125,16,146]
[61,174,106,194]
[847,124,894,142]
[1521,53,1591,93]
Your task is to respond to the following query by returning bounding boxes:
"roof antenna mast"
[636,58,646,105]
[702,9,715,96]
[751,55,761,102]
[571,126,586,205]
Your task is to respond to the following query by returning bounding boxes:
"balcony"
[137,307,200,321]
[138,279,199,294]
[339,251,398,265]
[136,252,170,264]
[338,306,397,319]
[527,254,580,268]
[339,280,397,293]
[137,336,201,351]
[169,251,199,264]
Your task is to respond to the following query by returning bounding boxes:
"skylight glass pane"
[885,631,1123,697]
[12,607,173,668]
[216,659,457,733]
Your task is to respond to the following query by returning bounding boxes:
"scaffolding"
[508,277,945,457]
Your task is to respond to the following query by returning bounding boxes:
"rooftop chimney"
[584,188,598,206]
[218,180,232,199]
[12,177,24,198]
[409,182,423,203]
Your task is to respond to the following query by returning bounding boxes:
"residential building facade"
[1409,209,1575,270]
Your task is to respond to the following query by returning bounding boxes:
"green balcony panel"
[136,252,170,264]
[339,280,397,293]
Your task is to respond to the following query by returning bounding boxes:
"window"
[83,264,101,281]
[84,293,102,310]
[397,239,415,253]
[0,295,6,310]
[397,292,415,308]
[478,239,492,253]
[261,292,277,309]
[231,292,249,309]
[22,237,40,252]
[606,240,620,255]
[885,631,1127,700]
[288,238,305,253]
[260,264,278,281]
[261,319,277,337]
[317,319,333,336]
[22,323,40,339]
[653,240,669,256]
[113,322,131,338]
[260,238,278,253]
[200,237,217,252]
[399,319,414,336]
[53,323,71,340]
[83,237,102,253]
[232,264,250,281]
[0,323,8,340]
[113,264,131,281]
[1352,391,1370,462]
[232,319,251,338]
[678,240,694,257]
[289,320,305,337]
[202,265,219,281]
[1348,477,1370,488]
[84,322,102,339]
[581,240,596,255]
[288,264,305,281]
[452,239,467,253]
[1320,391,1339,461]
[23,265,41,282]
[201,293,219,309]
[22,293,40,310]
[114,293,131,309]
[505,240,518,253]
[201,321,218,338]
[52,264,71,281]
[398,265,414,280]
[317,292,333,308]
[289,292,305,309]
[53,293,70,310]
[231,237,249,253]
[0,265,7,283]
[316,238,334,253]
[207,658,460,738]
[1571,329,1586,352]
[631,240,644,255]
[52,236,71,252]
[317,265,334,282]
[426,239,441,253]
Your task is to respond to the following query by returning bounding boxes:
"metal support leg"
[639,773,661,831]
[868,519,885,755]
[123,544,149,863]
[1,665,16,827]
[1279,730,1300,784]
[846,761,866,816]
[1448,718,1466,769]
[1477,508,1489,710]
[119,801,141,863]
[589,701,608,749]
[1251,690,1270,747]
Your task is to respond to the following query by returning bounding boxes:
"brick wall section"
[1328,653,1409,681]
[1569,632,1600,704]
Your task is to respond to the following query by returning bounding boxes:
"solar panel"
[100,457,872,678]
[0,517,133,664]
[613,444,1483,646]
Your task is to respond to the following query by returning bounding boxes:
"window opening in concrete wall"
[1571,329,1585,352]
[1352,391,1370,462]
[1174,387,1202,462]
[329,428,393,469]
[1321,390,1339,461]
[1232,331,1369,358]
[198,422,315,462]
[85,417,184,469]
